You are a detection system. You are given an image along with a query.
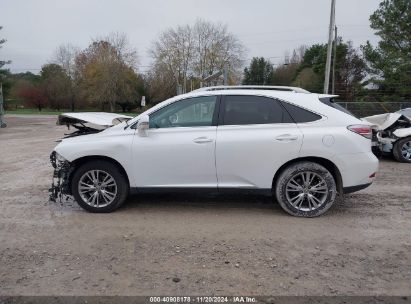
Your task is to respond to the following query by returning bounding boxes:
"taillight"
[347,125,373,139]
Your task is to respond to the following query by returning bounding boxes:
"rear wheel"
[71,160,129,212]
[393,137,411,163]
[275,161,337,217]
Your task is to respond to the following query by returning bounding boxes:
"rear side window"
[319,97,357,118]
[222,95,293,125]
[281,101,322,123]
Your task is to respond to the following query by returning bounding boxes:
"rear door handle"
[275,134,299,141]
[193,137,213,144]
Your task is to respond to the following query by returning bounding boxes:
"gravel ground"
[0,115,410,296]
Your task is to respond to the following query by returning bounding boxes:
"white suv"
[50,86,378,217]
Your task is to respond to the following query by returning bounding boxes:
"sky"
[0,0,382,74]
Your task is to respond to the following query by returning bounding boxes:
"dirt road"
[0,115,410,296]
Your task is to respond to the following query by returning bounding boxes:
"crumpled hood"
[362,113,405,130]
[362,112,411,138]
[58,112,133,128]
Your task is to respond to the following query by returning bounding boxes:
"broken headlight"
[49,151,72,202]
[50,151,68,168]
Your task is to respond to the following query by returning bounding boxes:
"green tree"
[361,0,411,101]
[0,70,12,102]
[115,66,144,112]
[40,64,72,110]
[1,26,11,124]
[242,57,273,85]
[293,68,321,92]
[52,44,80,111]
[294,44,329,92]
[0,26,10,71]
[271,48,306,86]
[336,41,367,101]
[75,33,140,112]
[294,40,366,100]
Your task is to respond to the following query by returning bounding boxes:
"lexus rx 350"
[50,86,378,217]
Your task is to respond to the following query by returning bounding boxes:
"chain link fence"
[335,102,411,117]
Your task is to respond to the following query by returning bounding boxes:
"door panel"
[131,95,219,188]
[216,124,302,189]
[132,127,217,187]
[216,95,303,189]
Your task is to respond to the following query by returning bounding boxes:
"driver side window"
[149,96,217,129]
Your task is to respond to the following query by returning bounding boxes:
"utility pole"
[176,72,182,95]
[332,25,338,95]
[176,84,182,95]
[223,63,229,85]
[324,0,336,94]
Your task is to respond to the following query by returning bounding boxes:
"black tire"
[275,161,337,217]
[393,137,411,163]
[71,160,129,213]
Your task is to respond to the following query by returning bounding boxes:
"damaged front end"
[363,113,411,156]
[57,112,132,138]
[49,113,133,201]
[49,151,73,203]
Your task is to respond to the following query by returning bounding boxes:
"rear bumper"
[343,183,372,194]
[336,151,379,188]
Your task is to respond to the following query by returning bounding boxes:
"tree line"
[0,0,410,112]
[243,40,367,101]
[243,0,410,102]
[2,33,145,112]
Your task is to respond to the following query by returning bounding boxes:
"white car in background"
[396,108,411,119]
[363,111,411,162]
[50,86,378,217]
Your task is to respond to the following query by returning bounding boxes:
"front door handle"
[193,137,213,144]
[275,134,299,141]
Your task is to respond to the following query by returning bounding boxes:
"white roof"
[193,85,310,94]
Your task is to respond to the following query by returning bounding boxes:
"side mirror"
[137,114,149,137]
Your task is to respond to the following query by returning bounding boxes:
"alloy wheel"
[78,170,117,208]
[285,171,329,212]
[401,141,411,160]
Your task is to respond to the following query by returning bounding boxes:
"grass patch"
[5,108,140,116]
[5,109,65,115]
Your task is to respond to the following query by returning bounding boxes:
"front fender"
[53,129,135,187]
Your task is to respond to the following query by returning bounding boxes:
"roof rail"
[193,85,311,94]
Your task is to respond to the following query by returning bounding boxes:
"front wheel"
[71,160,129,212]
[275,161,337,217]
[393,137,411,163]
